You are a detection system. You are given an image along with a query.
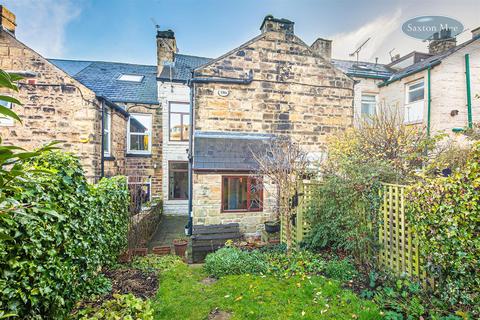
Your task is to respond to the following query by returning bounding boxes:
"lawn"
[151,262,382,320]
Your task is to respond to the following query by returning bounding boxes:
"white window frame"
[117,74,144,82]
[360,94,377,118]
[103,107,111,156]
[127,113,152,154]
[404,79,425,123]
[0,101,14,126]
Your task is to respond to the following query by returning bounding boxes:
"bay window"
[222,176,263,212]
[128,113,152,154]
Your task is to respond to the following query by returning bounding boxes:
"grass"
[151,262,382,320]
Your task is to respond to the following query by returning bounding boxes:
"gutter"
[465,54,473,128]
[97,95,130,118]
[185,71,254,235]
[379,60,441,87]
[427,67,432,136]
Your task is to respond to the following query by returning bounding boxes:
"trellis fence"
[280,181,429,283]
[280,180,319,248]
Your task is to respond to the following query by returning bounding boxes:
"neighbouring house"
[0,6,128,181]
[189,15,354,234]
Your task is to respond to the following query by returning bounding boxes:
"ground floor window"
[222,176,263,212]
[169,161,188,200]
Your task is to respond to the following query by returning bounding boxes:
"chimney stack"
[0,6,16,35]
[428,29,456,55]
[156,29,176,77]
[472,26,480,39]
[310,38,332,61]
[260,15,294,34]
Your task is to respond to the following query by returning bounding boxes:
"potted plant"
[173,237,188,257]
[264,220,280,234]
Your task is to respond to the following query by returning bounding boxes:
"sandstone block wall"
[0,30,102,180]
[192,30,355,233]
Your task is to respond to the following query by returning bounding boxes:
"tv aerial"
[349,37,370,64]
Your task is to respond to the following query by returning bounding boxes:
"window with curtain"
[222,176,263,212]
[405,79,425,123]
[361,94,377,118]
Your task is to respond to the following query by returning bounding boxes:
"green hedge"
[407,142,480,317]
[0,151,129,319]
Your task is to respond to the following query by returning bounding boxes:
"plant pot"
[133,248,148,257]
[264,220,280,234]
[152,246,171,256]
[173,239,188,257]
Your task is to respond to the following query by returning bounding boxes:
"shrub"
[131,254,184,274]
[204,247,269,278]
[324,258,358,282]
[407,142,480,317]
[74,294,153,320]
[0,151,129,319]
[264,250,325,277]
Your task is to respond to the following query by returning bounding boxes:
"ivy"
[407,142,480,317]
[0,151,129,319]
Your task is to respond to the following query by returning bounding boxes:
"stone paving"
[148,215,187,250]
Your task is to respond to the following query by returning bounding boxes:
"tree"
[251,136,310,252]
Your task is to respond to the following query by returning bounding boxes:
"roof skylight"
[117,74,144,82]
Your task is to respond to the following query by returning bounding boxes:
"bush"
[264,250,325,278]
[407,142,480,317]
[74,294,153,320]
[0,151,129,319]
[324,258,358,282]
[131,254,184,274]
[204,247,269,278]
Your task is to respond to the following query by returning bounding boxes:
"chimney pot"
[260,15,294,34]
[0,6,16,35]
[310,38,332,61]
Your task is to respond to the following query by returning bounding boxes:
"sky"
[3,0,480,65]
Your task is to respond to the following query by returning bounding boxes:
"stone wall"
[124,102,162,199]
[192,30,354,233]
[193,173,276,234]
[0,30,102,180]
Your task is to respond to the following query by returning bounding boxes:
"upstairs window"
[169,102,190,141]
[360,94,377,118]
[405,79,425,123]
[222,176,263,212]
[103,107,111,156]
[0,101,14,126]
[128,113,152,154]
[118,74,144,82]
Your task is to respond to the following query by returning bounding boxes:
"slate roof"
[193,131,274,171]
[331,59,393,80]
[48,59,158,104]
[158,54,212,82]
[381,35,480,85]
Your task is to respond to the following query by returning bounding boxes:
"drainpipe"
[465,54,473,129]
[427,67,432,137]
[100,100,105,179]
[186,71,254,235]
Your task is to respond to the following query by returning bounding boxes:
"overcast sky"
[4,0,480,64]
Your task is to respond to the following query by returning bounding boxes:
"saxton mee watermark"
[402,16,464,40]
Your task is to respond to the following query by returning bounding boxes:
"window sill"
[221,209,263,213]
[104,155,116,161]
[126,153,152,158]
[403,120,424,125]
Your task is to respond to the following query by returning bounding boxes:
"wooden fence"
[280,180,318,249]
[281,181,429,282]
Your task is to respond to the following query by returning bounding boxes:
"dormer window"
[117,74,144,82]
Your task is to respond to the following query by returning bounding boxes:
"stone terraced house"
[1,4,479,235]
